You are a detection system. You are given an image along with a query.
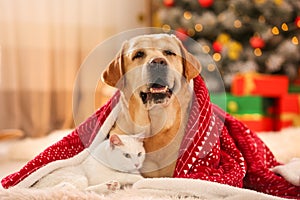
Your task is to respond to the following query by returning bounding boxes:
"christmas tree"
[152,0,300,90]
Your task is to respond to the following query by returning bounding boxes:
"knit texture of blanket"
[1,76,300,199]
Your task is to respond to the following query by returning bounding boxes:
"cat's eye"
[132,51,145,60]
[123,153,131,158]
[137,152,142,157]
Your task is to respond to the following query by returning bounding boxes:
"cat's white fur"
[32,134,145,193]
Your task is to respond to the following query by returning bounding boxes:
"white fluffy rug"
[0,128,299,200]
[257,128,300,163]
[0,178,285,200]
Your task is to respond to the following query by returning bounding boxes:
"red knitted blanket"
[2,76,300,198]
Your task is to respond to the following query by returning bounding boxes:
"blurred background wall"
[0,0,151,137]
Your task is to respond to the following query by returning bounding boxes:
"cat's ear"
[109,134,123,149]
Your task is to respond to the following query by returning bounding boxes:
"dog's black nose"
[148,57,168,86]
[150,57,167,65]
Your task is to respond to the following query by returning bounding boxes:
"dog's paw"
[86,181,121,194]
[106,180,121,191]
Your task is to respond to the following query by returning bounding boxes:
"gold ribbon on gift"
[244,73,256,95]
[233,113,264,121]
[280,94,300,127]
[237,72,261,95]
[227,100,238,113]
[293,115,300,126]
[280,113,300,127]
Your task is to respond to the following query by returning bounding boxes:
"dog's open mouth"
[140,83,173,105]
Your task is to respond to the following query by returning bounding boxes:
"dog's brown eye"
[132,51,145,60]
[164,50,176,56]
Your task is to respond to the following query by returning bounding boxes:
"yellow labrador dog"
[101,34,201,178]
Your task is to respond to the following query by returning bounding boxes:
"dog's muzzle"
[140,83,173,104]
[139,57,173,105]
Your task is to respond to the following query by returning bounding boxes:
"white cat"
[32,134,145,193]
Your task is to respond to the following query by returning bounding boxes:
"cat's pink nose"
[135,164,139,168]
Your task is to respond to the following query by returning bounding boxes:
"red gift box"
[231,73,288,97]
[274,94,300,131]
[236,115,274,132]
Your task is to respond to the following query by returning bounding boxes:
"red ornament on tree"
[249,36,265,49]
[198,0,214,8]
[175,28,188,41]
[163,0,175,7]
[212,41,222,53]
[295,16,300,28]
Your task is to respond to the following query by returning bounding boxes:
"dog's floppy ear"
[101,41,128,88]
[174,36,202,81]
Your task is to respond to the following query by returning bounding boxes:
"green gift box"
[210,93,274,116]
[288,85,300,93]
[210,93,275,131]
